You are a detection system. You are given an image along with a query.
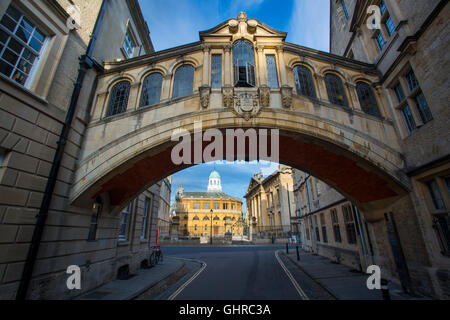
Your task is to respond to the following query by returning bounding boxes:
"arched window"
[172,65,194,99]
[293,65,316,98]
[356,82,382,117]
[233,40,256,87]
[193,216,200,221]
[324,73,348,107]
[140,73,163,107]
[106,81,130,117]
[203,216,210,221]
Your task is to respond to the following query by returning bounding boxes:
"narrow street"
[148,245,335,300]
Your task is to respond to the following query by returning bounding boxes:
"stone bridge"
[71,12,409,220]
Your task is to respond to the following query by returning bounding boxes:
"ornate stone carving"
[222,86,234,108]
[281,85,293,109]
[199,85,211,109]
[233,90,261,121]
[228,12,258,35]
[259,86,270,108]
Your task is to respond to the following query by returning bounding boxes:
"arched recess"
[71,108,410,222]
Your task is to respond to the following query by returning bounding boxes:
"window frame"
[265,54,279,89]
[211,54,222,89]
[324,73,349,107]
[139,72,163,108]
[356,81,382,118]
[293,65,316,99]
[140,197,151,239]
[105,80,131,118]
[172,64,195,99]
[232,39,256,88]
[0,4,47,88]
[119,202,133,241]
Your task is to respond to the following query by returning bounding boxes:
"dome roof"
[209,170,221,179]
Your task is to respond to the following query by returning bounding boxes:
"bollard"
[380,279,391,300]
[286,243,289,254]
[296,245,300,261]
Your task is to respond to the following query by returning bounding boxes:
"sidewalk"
[76,256,185,300]
[283,249,423,300]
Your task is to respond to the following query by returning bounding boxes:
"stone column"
[161,74,172,101]
[314,74,325,101]
[276,45,288,86]
[223,44,232,86]
[201,44,211,86]
[128,82,140,111]
[257,45,267,86]
[346,82,361,111]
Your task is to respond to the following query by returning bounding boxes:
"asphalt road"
[161,245,316,300]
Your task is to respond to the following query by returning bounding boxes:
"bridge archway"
[72,108,409,221]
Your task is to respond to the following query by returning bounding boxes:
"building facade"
[293,169,374,272]
[327,0,449,298]
[156,177,172,240]
[0,0,164,299]
[245,166,296,239]
[173,171,244,239]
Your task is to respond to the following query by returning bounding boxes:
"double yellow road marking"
[275,250,309,300]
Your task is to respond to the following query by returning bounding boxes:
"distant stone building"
[156,177,172,240]
[292,169,374,272]
[245,166,296,238]
[173,170,244,238]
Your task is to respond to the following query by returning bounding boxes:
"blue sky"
[138,0,330,52]
[137,1,331,211]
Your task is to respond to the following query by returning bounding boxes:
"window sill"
[117,240,130,246]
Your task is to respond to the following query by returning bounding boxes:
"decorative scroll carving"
[222,86,234,108]
[259,86,270,108]
[199,85,211,109]
[228,12,258,35]
[281,85,293,109]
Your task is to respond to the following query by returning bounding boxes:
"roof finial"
[238,11,248,22]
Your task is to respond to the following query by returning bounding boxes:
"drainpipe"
[16,0,109,300]
[305,174,316,252]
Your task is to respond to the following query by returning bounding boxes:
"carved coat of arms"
[233,91,261,121]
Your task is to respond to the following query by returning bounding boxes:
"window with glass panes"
[119,202,133,241]
[266,55,279,89]
[356,82,382,117]
[375,31,385,51]
[123,30,135,59]
[324,73,348,107]
[341,0,349,20]
[331,209,342,243]
[141,197,151,239]
[393,69,433,134]
[400,104,417,133]
[320,213,328,243]
[385,15,395,36]
[106,81,131,117]
[424,177,450,255]
[343,205,357,244]
[172,64,194,98]
[293,65,316,98]
[211,54,222,88]
[203,202,210,210]
[0,5,45,86]
[415,92,433,123]
[140,73,163,107]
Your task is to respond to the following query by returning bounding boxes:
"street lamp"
[210,209,213,245]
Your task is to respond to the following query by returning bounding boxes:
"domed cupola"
[207,170,222,192]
